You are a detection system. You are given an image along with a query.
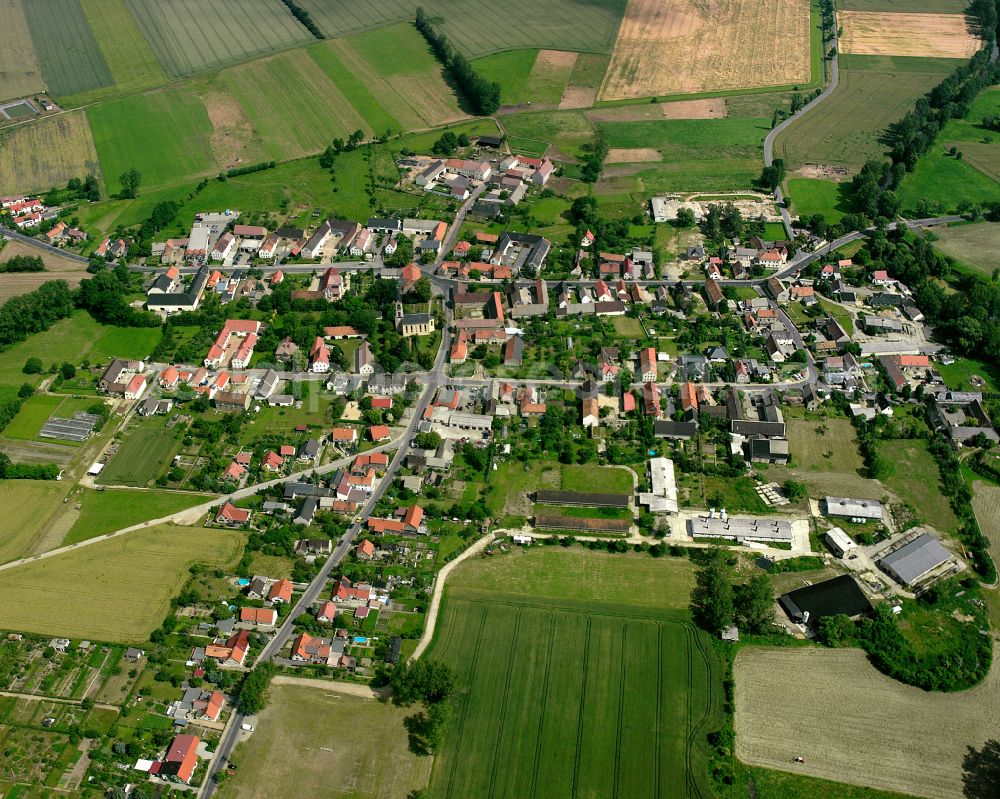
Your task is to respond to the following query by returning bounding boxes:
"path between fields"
[270,675,386,700]
[0,690,118,711]
[410,532,495,661]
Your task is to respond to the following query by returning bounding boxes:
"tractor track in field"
[485,605,521,799]
[570,612,593,799]
[612,618,629,799]
[528,610,558,799]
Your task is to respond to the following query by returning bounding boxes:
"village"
[0,128,997,796]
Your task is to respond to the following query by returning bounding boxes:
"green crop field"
[123,0,313,78]
[88,85,215,193]
[21,0,113,97]
[930,222,1000,277]
[0,0,45,99]
[0,481,69,564]
[0,524,242,641]
[214,49,370,162]
[425,548,719,799]
[63,0,167,105]
[0,110,101,195]
[880,439,959,533]
[97,418,181,487]
[64,488,211,546]
[774,56,959,172]
[896,148,1000,213]
[297,0,625,58]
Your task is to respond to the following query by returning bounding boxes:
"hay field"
[0,524,242,641]
[0,240,89,301]
[931,222,1000,277]
[217,685,431,799]
[839,11,981,58]
[735,646,1000,799]
[21,0,113,98]
[0,111,100,195]
[972,481,1000,554]
[601,0,811,100]
[0,481,69,565]
[214,49,369,162]
[774,55,958,170]
[124,0,313,78]
[0,0,45,100]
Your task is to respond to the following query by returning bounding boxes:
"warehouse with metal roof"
[878,533,954,587]
[823,496,884,521]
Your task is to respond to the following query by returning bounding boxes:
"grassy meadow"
[97,417,182,487]
[787,177,849,222]
[63,488,211,546]
[880,439,959,533]
[0,481,69,564]
[930,222,1000,277]
[0,524,242,641]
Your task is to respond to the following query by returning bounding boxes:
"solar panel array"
[39,412,101,442]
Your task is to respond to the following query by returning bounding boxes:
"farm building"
[638,457,678,514]
[686,515,793,544]
[534,490,630,508]
[823,496,884,522]
[825,527,857,558]
[878,533,955,587]
[778,575,872,627]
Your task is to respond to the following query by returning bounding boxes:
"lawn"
[63,488,211,546]
[930,222,1000,278]
[880,439,959,532]
[218,684,431,799]
[611,316,645,337]
[21,0,113,97]
[486,460,560,519]
[0,524,242,641]
[87,85,216,194]
[0,481,69,565]
[787,418,864,476]
[561,463,634,494]
[786,177,848,223]
[97,417,181,487]
[935,356,1000,393]
[774,55,960,171]
[425,547,721,799]
[124,0,312,78]
[0,111,101,196]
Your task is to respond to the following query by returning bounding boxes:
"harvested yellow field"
[839,11,981,58]
[588,97,727,122]
[601,0,811,100]
[735,646,1000,799]
[0,111,100,195]
[0,239,90,301]
[606,147,661,163]
[0,0,45,100]
[0,524,243,642]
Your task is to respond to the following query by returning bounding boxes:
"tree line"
[415,8,501,115]
[279,0,323,39]
[0,255,45,273]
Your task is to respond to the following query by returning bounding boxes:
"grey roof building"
[823,496,884,521]
[879,533,953,586]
